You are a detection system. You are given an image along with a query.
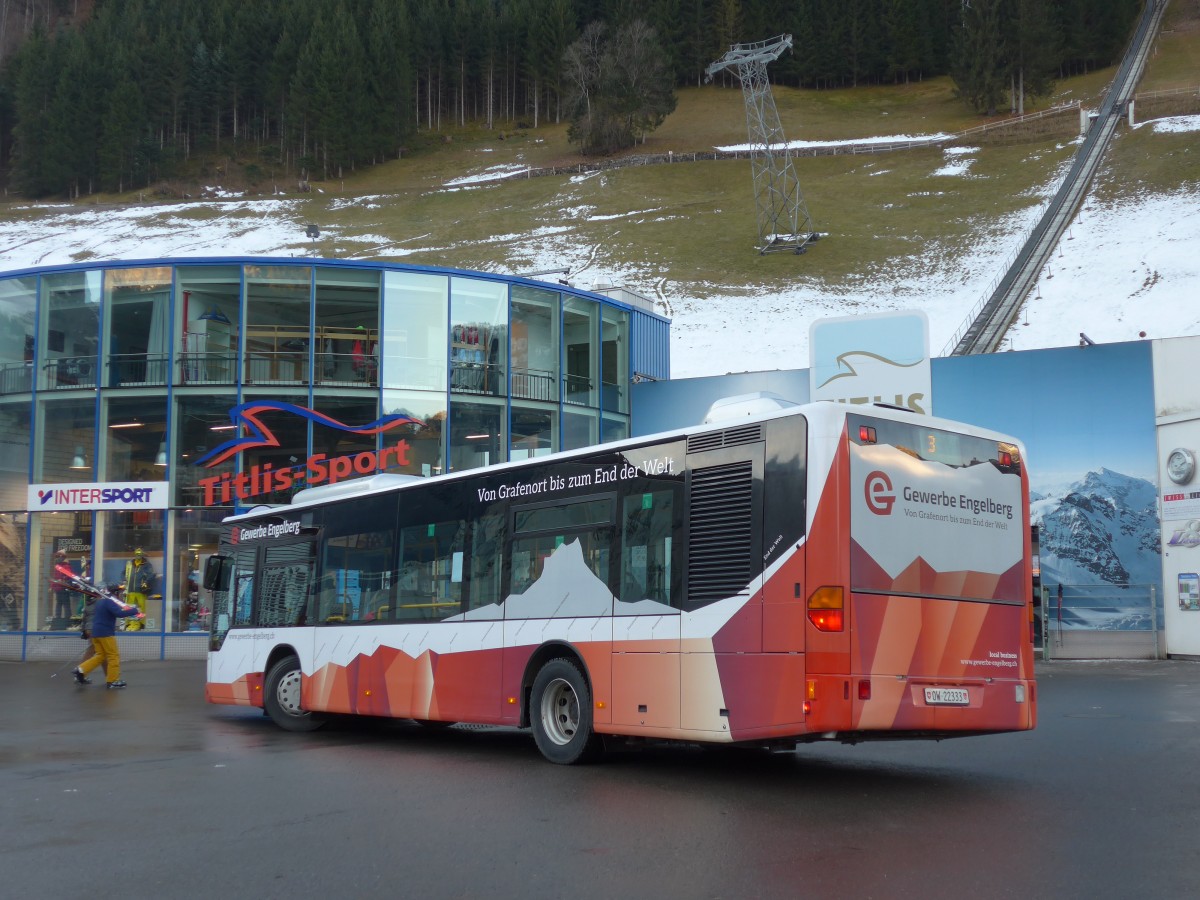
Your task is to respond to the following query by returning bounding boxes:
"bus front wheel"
[264,655,327,733]
[530,658,601,765]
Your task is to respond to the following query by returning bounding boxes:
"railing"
[179,353,238,384]
[450,360,502,395]
[511,367,556,402]
[244,352,310,385]
[563,374,593,406]
[1039,583,1162,660]
[1134,84,1200,102]
[0,362,33,394]
[448,104,1083,190]
[315,351,378,386]
[601,380,625,413]
[107,354,169,386]
[41,356,97,389]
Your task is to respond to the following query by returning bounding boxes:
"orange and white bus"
[203,398,1036,763]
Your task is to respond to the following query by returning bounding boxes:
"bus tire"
[531,658,601,765]
[264,655,326,733]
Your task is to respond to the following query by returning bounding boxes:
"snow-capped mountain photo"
[1033,468,1161,629]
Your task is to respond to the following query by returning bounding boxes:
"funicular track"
[949,0,1169,357]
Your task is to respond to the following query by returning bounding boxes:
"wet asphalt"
[2,657,1199,899]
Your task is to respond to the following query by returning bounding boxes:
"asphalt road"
[2,658,1198,899]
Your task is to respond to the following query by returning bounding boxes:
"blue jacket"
[90,596,140,638]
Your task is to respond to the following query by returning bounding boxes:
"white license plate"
[924,687,969,706]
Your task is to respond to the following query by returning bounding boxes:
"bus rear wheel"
[531,658,601,765]
[264,655,326,733]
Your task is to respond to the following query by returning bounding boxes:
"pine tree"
[1006,0,1059,115]
[953,0,1007,116]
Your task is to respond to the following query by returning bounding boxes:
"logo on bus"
[864,471,896,515]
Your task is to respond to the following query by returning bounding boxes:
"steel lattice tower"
[706,35,817,255]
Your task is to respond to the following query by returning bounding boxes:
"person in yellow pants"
[74,589,143,688]
[123,548,155,631]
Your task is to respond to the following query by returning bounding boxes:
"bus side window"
[211,546,255,644]
[321,529,395,624]
[316,573,343,623]
[234,572,254,626]
[468,513,504,612]
[620,486,681,606]
[397,519,466,621]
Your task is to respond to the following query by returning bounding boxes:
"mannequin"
[123,548,155,631]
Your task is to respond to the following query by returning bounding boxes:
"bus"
[203,398,1036,763]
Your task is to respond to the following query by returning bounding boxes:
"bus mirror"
[203,555,231,591]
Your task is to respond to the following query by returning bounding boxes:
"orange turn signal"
[808,586,845,632]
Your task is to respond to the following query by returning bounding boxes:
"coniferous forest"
[0,0,1140,198]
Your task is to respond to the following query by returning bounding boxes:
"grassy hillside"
[3,6,1195,317]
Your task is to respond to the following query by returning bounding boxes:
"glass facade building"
[0,258,669,660]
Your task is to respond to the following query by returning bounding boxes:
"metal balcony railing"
[42,356,97,389]
[178,353,238,385]
[0,362,33,394]
[108,354,169,387]
[511,367,556,402]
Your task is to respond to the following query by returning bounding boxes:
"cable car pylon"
[706,34,818,255]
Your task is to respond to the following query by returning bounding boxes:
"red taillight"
[808,609,844,631]
[858,679,871,700]
[999,450,1013,467]
[859,425,877,444]
[808,586,844,632]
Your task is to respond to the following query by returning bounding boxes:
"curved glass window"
[102,394,169,482]
[511,403,557,460]
[244,265,311,385]
[39,270,101,391]
[0,277,36,395]
[450,277,506,397]
[601,306,629,414]
[449,397,505,472]
[174,393,237,507]
[316,267,380,386]
[563,297,597,408]
[35,396,96,483]
[511,285,559,402]
[176,266,240,386]
[382,389,447,477]
[382,271,447,391]
[104,267,172,387]
[0,401,30,510]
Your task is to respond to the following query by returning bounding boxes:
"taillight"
[808,586,844,632]
[859,425,877,444]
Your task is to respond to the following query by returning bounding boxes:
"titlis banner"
[849,441,1022,598]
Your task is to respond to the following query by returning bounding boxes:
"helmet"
[133,547,144,558]
[54,549,67,559]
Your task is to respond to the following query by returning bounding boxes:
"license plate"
[924,687,969,706]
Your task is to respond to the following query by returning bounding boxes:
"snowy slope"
[0,117,1194,381]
